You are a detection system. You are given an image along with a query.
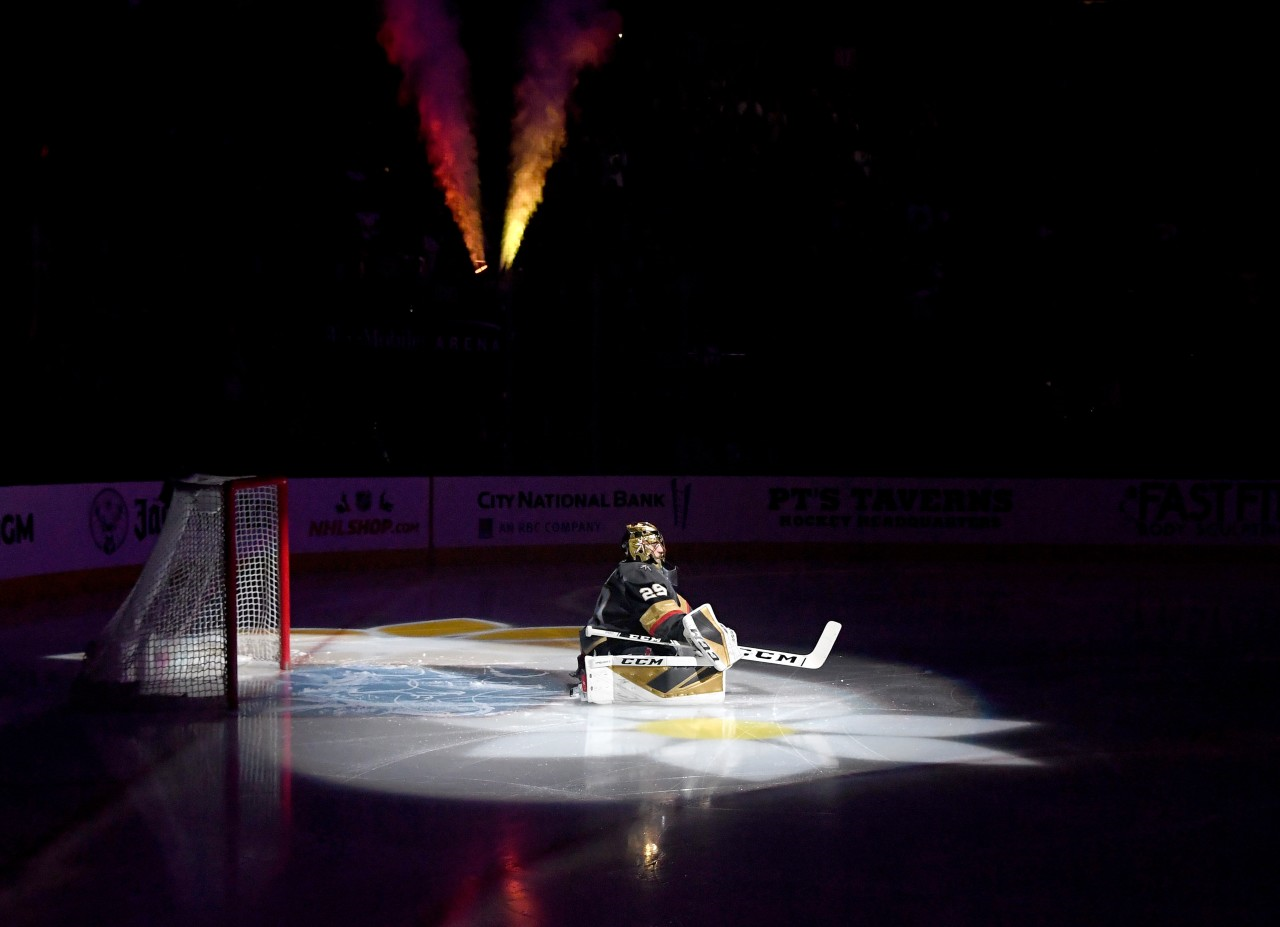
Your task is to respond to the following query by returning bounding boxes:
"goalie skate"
[682,604,738,672]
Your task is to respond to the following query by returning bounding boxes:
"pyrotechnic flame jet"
[499,2,621,272]
[379,0,488,273]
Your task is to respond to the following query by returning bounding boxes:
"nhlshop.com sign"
[289,478,430,553]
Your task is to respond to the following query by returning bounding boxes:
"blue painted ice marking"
[281,664,569,717]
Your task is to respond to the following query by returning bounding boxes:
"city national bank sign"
[474,486,686,542]
[430,477,693,548]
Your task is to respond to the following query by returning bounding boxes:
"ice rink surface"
[1,550,1277,926]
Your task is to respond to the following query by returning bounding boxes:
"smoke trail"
[499,1,621,272]
[378,0,488,272]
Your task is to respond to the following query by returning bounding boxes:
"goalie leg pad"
[681,604,738,672]
[579,655,725,704]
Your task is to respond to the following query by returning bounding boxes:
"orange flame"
[499,5,621,271]
[378,0,487,272]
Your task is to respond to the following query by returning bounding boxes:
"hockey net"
[80,475,290,709]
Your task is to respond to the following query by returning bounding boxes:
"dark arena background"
[13,1,1274,484]
[6,3,1278,926]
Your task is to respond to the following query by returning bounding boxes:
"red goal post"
[79,475,290,710]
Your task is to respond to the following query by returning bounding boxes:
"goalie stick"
[586,620,842,670]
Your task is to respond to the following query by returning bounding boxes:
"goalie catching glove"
[681,604,739,671]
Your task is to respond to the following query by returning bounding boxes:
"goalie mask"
[623,522,666,565]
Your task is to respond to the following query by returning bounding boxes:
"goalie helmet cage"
[81,475,290,711]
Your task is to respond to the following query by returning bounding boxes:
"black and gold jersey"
[579,559,692,660]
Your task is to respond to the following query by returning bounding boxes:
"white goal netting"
[81,475,289,706]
